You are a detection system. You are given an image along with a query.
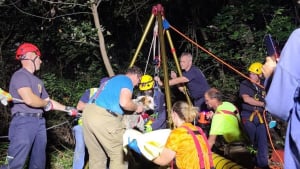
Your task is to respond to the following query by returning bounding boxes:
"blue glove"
[128,138,141,154]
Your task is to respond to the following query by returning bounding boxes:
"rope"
[0,120,70,139]
[46,120,70,130]
[262,109,284,168]
[169,25,265,90]
[144,20,159,74]
[144,31,154,74]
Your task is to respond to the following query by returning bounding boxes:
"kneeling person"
[204,88,243,149]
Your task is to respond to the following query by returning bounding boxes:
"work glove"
[44,101,53,111]
[127,138,141,154]
[0,88,13,106]
[65,106,79,117]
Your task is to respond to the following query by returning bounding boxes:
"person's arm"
[154,76,189,87]
[18,87,48,107]
[169,76,189,86]
[152,147,176,166]
[208,135,217,149]
[241,94,265,107]
[76,101,86,111]
[120,88,144,113]
[49,99,72,112]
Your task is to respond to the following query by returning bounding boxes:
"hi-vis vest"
[89,88,98,98]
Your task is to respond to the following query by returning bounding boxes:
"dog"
[132,95,155,111]
[123,95,155,131]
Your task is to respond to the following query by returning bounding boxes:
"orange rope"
[169,25,265,89]
[262,110,284,168]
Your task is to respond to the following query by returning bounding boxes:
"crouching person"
[82,66,145,169]
[152,101,214,169]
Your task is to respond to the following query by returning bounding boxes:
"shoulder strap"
[181,126,214,169]
[89,80,109,103]
[219,108,251,145]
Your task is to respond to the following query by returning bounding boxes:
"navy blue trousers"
[241,111,269,168]
[1,116,47,169]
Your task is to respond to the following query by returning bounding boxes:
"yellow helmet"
[248,62,263,75]
[139,74,154,91]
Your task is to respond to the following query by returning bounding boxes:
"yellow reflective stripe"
[78,118,83,126]
[89,88,98,98]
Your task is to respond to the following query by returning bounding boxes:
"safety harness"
[181,125,214,169]
[248,83,265,124]
[249,109,264,123]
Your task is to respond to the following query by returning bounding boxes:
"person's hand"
[0,94,8,106]
[65,106,79,116]
[44,100,53,111]
[135,104,145,114]
[170,71,177,79]
[0,88,13,106]
[154,76,163,86]
[205,111,214,120]
[262,56,277,78]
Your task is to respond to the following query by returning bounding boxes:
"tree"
[90,0,114,76]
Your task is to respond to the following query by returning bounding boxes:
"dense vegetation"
[0,0,299,168]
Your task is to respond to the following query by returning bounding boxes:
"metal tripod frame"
[129,4,192,128]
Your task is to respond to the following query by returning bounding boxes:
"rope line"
[0,120,70,139]
[169,25,265,89]
[263,110,284,168]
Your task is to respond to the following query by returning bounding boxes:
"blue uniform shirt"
[94,75,133,115]
[9,68,49,114]
[183,66,210,101]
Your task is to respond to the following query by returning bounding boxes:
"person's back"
[211,101,243,143]
[153,101,214,169]
[183,65,210,109]
[166,123,212,169]
[205,88,243,149]
[82,66,144,169]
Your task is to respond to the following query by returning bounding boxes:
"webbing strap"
[89,80,109,104]
[220,109,251,145]
[249,110,264,123]
[182,126,214,169]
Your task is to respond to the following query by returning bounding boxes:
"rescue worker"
[127,74,167,169]
[72,77,109,169]
[152,101,214,169]
[138,74,167,132]
[265,28,300,169]
[0,42,78,169]
[239,62,270,169]
[204,88,243,149]
[154,52,210,111]
[82,66,144,169]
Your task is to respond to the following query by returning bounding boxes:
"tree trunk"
[91,3,115,77]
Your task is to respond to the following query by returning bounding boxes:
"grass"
[0,142,74,169]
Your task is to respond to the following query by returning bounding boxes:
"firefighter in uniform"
[239,62,270,169]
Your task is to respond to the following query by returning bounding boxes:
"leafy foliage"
[187,0,297,100]
[0,0,299,167]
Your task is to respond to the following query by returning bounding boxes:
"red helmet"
[16,43,41,60]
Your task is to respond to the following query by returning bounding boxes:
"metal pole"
[129,14,155,68]
[165,29,192,106]
[156,5,173,128]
